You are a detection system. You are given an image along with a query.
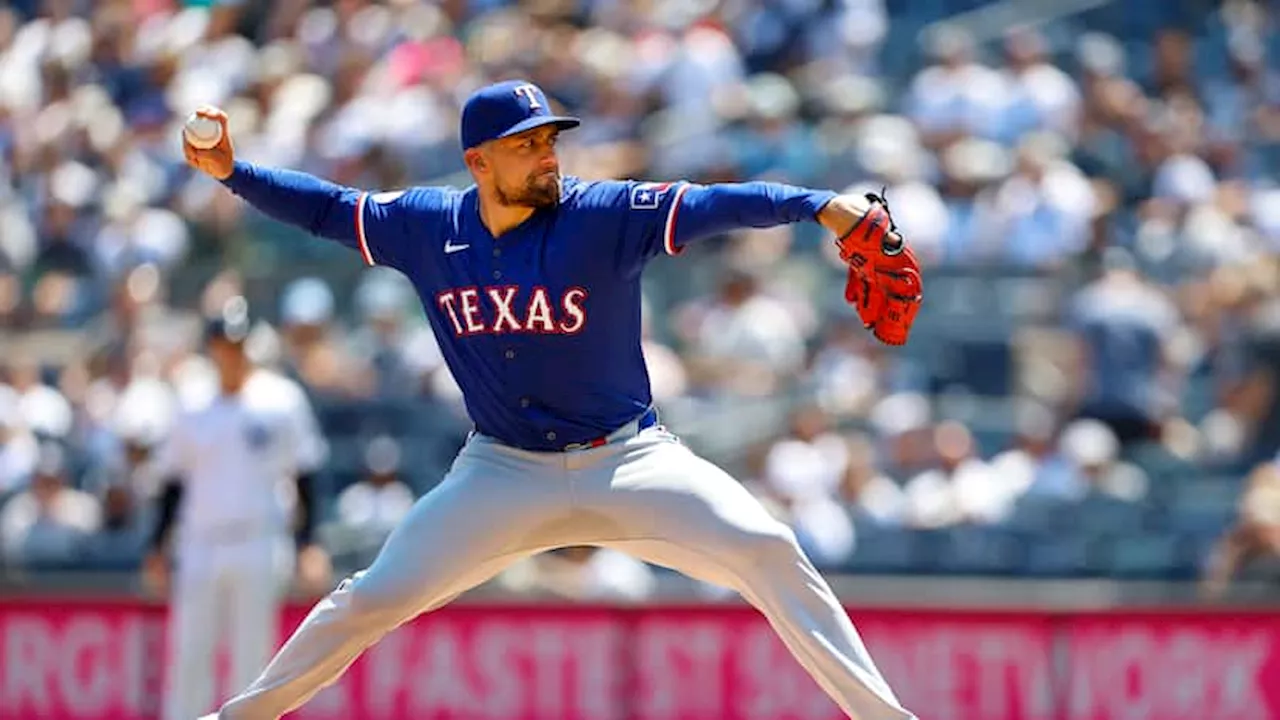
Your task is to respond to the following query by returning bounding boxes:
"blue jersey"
[222,162,835,451]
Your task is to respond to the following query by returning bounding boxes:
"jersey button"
[545,431,557,441]
[492,270,502,280]
[520,398,530,408]
[504,349,515,360]
[492,248,501,258]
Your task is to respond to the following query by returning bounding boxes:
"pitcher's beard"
[496,172,560,209]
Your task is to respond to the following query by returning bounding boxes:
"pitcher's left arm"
[586,179,923,346]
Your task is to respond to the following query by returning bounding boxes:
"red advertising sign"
[1060,612,1280,720]
[0,600,1276,720]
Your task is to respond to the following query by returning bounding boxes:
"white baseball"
[183,112,223,150]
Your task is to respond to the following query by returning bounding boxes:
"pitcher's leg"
[608,536,908,720]
[593,435,914,720]
[219,552,527,720]
[216,446,571,720]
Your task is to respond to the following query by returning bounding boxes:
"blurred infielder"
[184,80,923,720]
[144,299,331,720]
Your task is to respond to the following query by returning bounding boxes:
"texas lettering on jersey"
[436,286,588,337]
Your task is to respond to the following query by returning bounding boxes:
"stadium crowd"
[0,0,1278,600]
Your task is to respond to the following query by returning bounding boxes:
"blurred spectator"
[81,483,147,571]
[331,435,414,569]
[869,392,935,482]
[643,21,744,179]
[278,277,361,398]
[762,405,855,565]
[902,421,1014,528]
[0,443,100,569]
[934,137,1006,263]
[347,269,429,399]
[1202,459,1280,598]
[496,546,656,602]
[1218,265,1280,466]
[837,433,906,528]
[1001,27,1082,140]
[1068,248,1180,446]
[92,186,190,279]
[79,372,175,496]
[764,405,848,505]
[673,265,807,396]
[827,0,888,77]
[0,387,39,494]
[1047,419,1150,502]
[82,263,175,362]
[906,25,1016,148]
[1208,30,1280,151]
[725,73,824,184]
[988,131,1097,268]
[641,295,689,405]
[989,402,1074,501]
[5,354,73,440]
[1146,29,1197,99]
[0,270,21,326]
[1071,33,1150,203]
[808,319,881,419]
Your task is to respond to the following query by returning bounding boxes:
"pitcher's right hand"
[182,105,235,181]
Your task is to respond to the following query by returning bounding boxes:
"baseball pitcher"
[185,80,922,720]
[145,301,331,720]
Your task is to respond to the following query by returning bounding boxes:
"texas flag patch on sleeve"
[630,182,673,210]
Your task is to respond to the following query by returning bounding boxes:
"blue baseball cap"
[460,80,580,150]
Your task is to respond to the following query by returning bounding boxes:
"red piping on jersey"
[355,192,374,266]
[663,184,691,257]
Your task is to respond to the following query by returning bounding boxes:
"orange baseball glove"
[835,190,923,346]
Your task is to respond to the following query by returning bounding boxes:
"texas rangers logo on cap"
[459,79,581,150]
[512,84,542,110]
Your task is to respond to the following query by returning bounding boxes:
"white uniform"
[153,369,327,720]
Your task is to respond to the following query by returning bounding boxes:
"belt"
[561,407,659,452]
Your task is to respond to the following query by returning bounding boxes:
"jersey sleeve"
[581,179,836,273]
[354,187,448,273]
[581,180,690,271]
[221,161,447,276]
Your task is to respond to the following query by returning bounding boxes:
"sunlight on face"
[483,126,562,209]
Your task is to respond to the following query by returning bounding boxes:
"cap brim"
[497,115,580,140]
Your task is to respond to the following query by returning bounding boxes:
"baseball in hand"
[183,111,223,150]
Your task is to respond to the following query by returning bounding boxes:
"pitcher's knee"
[728,522,805,572]
[331,571,419,629]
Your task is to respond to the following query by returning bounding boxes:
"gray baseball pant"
[208,420,915,720]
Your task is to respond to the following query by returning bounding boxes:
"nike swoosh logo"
[444,241,470,254]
